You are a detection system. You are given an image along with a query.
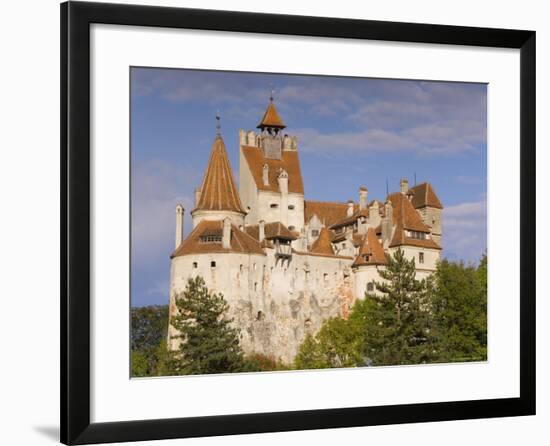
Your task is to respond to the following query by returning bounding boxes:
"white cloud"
[295,125,482,157]
[443,199,487,262]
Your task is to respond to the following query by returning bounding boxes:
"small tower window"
[288,204,295,210]
[288,225,295,231]
[270,203,279,209]
[311,229,319,237]
[419,252,424,264]
[367,282,374,292]
[192,262,198,269]
[210,261,216,268]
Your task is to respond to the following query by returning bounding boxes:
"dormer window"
[408,231,426,240]
[311,229,319,237]
[199,235,222,243]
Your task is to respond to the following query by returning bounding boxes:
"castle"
[167,96,443,363]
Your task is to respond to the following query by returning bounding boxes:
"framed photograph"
[61,1,536,444]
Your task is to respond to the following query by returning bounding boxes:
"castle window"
[288,225,295,231]
[367,282,374,292]
[192,262,198,269]
[342,243,346,249]
[199,235,222,243]
[409,231,426,240]
[311,229,319,237]
[270,203,279,209]
[419,252,424,264]
[254,282,258,291]
[323,273,329,283]
[239,264,243,273]
[210,261,216,268]
[257,310,264,321]
[288,204,295,210]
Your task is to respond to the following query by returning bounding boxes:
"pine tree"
[169,276,246,375]
[364,248,434,365]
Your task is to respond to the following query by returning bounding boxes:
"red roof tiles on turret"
[194,135,246,214]
[171,220,265,258]
[257,99,286,129]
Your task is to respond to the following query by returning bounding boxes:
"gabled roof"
[310,227,334,256]
[387,192,431,233]
[257,99,286,129]
[241,146,304,194]
[384,192,442,250]
[244,221,298,241]
[304,200,357,227]
[194,135,245,214]
[409,182,443,209]
[171,220,265,258]
[353,227,387,267]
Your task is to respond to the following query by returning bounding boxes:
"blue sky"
[131,67,487,307]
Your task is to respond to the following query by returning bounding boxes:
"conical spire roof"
[257,97,286,130]
[194,135,245,214]
[310,227,335,256]
[353,227,387,267]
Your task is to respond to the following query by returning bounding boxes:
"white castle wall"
[168,249,355,363]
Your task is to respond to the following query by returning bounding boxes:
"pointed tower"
[257,92,286,132]
[310,227,335,256]
[191,126,246,227]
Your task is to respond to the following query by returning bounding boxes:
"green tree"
[431,255,487,362]
[169,276,246,375]
[294,313,366,369]
[130,305,168,377]
[363,248,434,365]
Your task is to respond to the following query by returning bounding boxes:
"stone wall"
[168,250,354,363]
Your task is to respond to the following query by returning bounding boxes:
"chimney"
[278,169,288,194]
[382,200,393,247]
[359,186,368,210]
[194,187,201,207]
[263,164,269,186]
[175,204,184,248]
[369,200,381,228]
[259,220,265,242]
[400,178,409,194]
[347,200,355,217]
[222,217,231,249]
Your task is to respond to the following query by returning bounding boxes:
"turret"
[400,178,409,194]
[347,200,354,218]
[222,217,231,249]
[175,204,184,248]
[359,186,368,210]
[382,200,393,248]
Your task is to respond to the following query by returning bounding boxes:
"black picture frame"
[61,1,536,444]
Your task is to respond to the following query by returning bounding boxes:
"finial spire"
[215,110,221,136]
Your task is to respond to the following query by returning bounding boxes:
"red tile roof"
[387,192,431,233]
[171,220,264,258]
[194,136,245,214]
[257,99,286,129]
[304,200,358,227]
[353,227,387,267]
[244,221,298,241]
[241,146,304,194]
[409,182,443,209]
[310,227,334,256]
